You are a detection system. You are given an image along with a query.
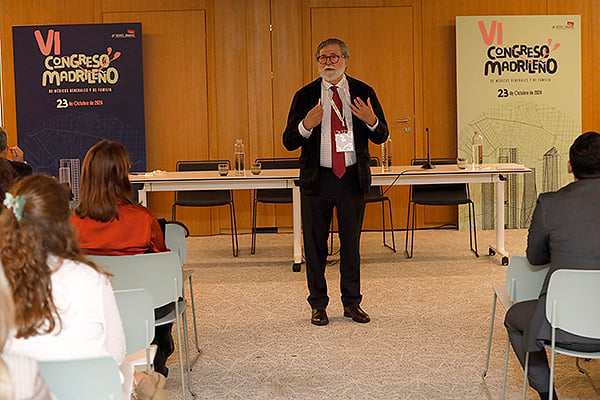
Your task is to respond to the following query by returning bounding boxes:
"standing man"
[283,38,389,326]
[505,131,600,400]
[0,127,32,178]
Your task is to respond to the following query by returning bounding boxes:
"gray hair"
[0,128,7,153]
[315,38,350,60]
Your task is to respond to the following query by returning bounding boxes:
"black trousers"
[302,166,365,310]
[152,302,175,376]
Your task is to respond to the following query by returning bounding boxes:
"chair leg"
[380,201,386,248]
[468,201,479,257]
[576,358,600,397]
[522,352,529,400]
[482,293,498,379]
[181,308,196,396]
[549,346,555,400]
[383,198,396,252]
[173,280,187,400]
[187,274,202,358]
[404,202,415,258]
[576,357,588,374]
[501,332,511,400]
[251,196,258,255]
[172,204,177,222]
[229,201,239,257]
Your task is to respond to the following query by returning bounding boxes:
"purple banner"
[12,23,146,177]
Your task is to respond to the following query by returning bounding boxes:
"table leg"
[490,179,509,265]
[292,186,302,272]
[138,186,148,207]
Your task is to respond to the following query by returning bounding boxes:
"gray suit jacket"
[525,177,600,351]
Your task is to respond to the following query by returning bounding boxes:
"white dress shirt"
[298,74,378,168]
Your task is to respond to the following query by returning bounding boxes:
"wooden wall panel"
[103,9,214,234]
[0,0,101,141]
[548,0,600,131]
[1,0,599,236]
[420,0,547,225]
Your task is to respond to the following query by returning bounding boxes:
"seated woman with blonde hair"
[70,140,173,377]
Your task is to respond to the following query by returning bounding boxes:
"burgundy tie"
[330,86,346,179]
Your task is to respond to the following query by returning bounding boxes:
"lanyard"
[327,87,347,128]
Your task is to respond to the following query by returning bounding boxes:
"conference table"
[130,163,531,270]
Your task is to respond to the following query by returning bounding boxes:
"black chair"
[330,157,396,253]
[251,157,299,254]
[172,160,238,257]
[405,157,478,258]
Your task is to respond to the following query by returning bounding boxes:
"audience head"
[0,158,16,202]
[0,127,8,158]
[75,140,134,222]
[569,131,600,180]
[0,174,93,338]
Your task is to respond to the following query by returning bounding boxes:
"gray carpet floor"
[161,229,600,400]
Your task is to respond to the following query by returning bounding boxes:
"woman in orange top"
[70,140,173,377]
[71,140,166,255]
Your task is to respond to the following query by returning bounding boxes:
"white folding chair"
[165,221,201,362]
[114,288,156,371]
[89,252,195,399]
[482,255,549,399]
[38,356,123,400]
[522,269,600,400]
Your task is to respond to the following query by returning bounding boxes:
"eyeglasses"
[316,54,344,65]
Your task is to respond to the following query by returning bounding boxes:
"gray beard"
[319,68,344,83]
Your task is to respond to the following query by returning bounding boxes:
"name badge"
[335,130,354,152]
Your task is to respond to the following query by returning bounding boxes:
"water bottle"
[234,139,245,176]
[472,131,483,169]
[382,137,392,172]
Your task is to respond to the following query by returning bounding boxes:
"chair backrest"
[410,158,470,205]
[253,158,299,203]
[174,160,232,206]
[546,269,600,339]
[165,222,187,264]
[176,159,230,172]
[38,356,123,400]
[114,289,155,365]
[411,157,457,167]
[89,252,183,309]
[366,157,384,201]
[506,255,549,303]
[254,157,299,170]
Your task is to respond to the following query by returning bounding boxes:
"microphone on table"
[422,127,435,169]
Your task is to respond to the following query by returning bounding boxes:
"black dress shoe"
[343,304,370,323]
[311,308,329,325]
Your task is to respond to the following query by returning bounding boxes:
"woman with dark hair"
[0,174,125,384]
[70,140,173,377]
[72,139,167,255]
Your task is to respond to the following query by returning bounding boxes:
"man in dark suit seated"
[0,127,32,178]
[505,131,600,400]
[283,38,389,326]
